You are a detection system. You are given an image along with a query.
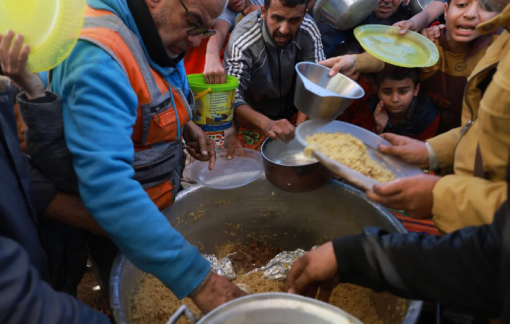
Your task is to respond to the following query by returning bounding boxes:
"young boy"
[371,69,439,141]
[325,0,500,134]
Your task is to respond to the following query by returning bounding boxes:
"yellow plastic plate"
[0,0,86,73]
[354,25,440,68]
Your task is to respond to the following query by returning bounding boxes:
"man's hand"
[421,24,445,41]
[204,56,226,84]
[262,119,295,143]
[224,131,245,160]
[393,19,419,34]
[183,121,216,170]
[366,174,440,219]
[373,100,388,134]
[191,273,247,314]
[378,133,430,169]
[318,54,358,78]
[0,31,45,99]
[285,242,339,295]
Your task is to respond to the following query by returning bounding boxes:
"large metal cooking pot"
[261,138,331,192]
[410,0,435,15]
[313,0,379,31]
[110,177,422,323]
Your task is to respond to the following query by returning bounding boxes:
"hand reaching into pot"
[191,273,247,314]
[285,242,339,295]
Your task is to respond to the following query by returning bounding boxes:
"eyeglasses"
[180,0,216,38]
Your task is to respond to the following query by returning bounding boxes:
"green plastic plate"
[354,24,440,68]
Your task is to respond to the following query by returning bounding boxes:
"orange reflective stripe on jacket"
[79,5,191,210]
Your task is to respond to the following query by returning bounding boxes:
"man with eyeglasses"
[24,0,246,314]
[224,0,325,143]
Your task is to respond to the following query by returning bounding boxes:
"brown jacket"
[427,5,510,233]
[420,30,499,134]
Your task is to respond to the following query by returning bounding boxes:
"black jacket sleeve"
[333,200,506,317]
[0,236,109,324]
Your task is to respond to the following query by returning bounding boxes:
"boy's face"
[444,0,498,44]
[377,78,420,115]
[229,0,247,12]
[373,0,402,19]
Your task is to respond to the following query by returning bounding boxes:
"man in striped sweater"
[224,0,325,143]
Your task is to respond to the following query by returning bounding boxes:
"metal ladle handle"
[166,305,199,324]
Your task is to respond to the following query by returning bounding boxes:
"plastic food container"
[188,74,239,132]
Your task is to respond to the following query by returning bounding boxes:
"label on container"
[192,89,235,132]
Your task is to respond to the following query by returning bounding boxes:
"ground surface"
[77,267,112,320]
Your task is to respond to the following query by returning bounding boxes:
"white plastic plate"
[190,148,263,189]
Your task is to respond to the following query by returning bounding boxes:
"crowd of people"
[0,0,509,322]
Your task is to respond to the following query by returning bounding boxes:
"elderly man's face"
[478,0,508,13]
[147,0,226,57]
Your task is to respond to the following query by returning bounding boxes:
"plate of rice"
[295,120,423,190]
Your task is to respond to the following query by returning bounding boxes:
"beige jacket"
[427,5,510,233]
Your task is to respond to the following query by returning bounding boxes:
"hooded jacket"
[426,4,510,233]
[50,0,210,299]
[351,4,510,233]
[224,11,325,120]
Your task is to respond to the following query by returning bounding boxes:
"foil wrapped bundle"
[259,249,307,280]
[202,254,236,280]
[203,247,314,281]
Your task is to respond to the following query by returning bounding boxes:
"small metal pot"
[410,0,435,15]
[261,138,331,193]
[294,62,365,122]
[313,0,379,31]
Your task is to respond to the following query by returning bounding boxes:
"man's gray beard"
[478,0,507,14]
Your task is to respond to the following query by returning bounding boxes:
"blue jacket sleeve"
[0,236,109,324]
[51,41,210,299]
[333,201,506,316]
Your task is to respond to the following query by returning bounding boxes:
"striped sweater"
[224,11,325,119]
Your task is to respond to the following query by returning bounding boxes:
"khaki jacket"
[427,5,510,233]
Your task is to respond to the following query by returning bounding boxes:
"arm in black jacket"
[333,200,506,317]
[0,235,109,324]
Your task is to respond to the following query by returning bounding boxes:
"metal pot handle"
[166,305,199,324]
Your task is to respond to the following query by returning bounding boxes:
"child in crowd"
[328,0,500,134]
[371,69,439,140]
[333,0,446,56]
